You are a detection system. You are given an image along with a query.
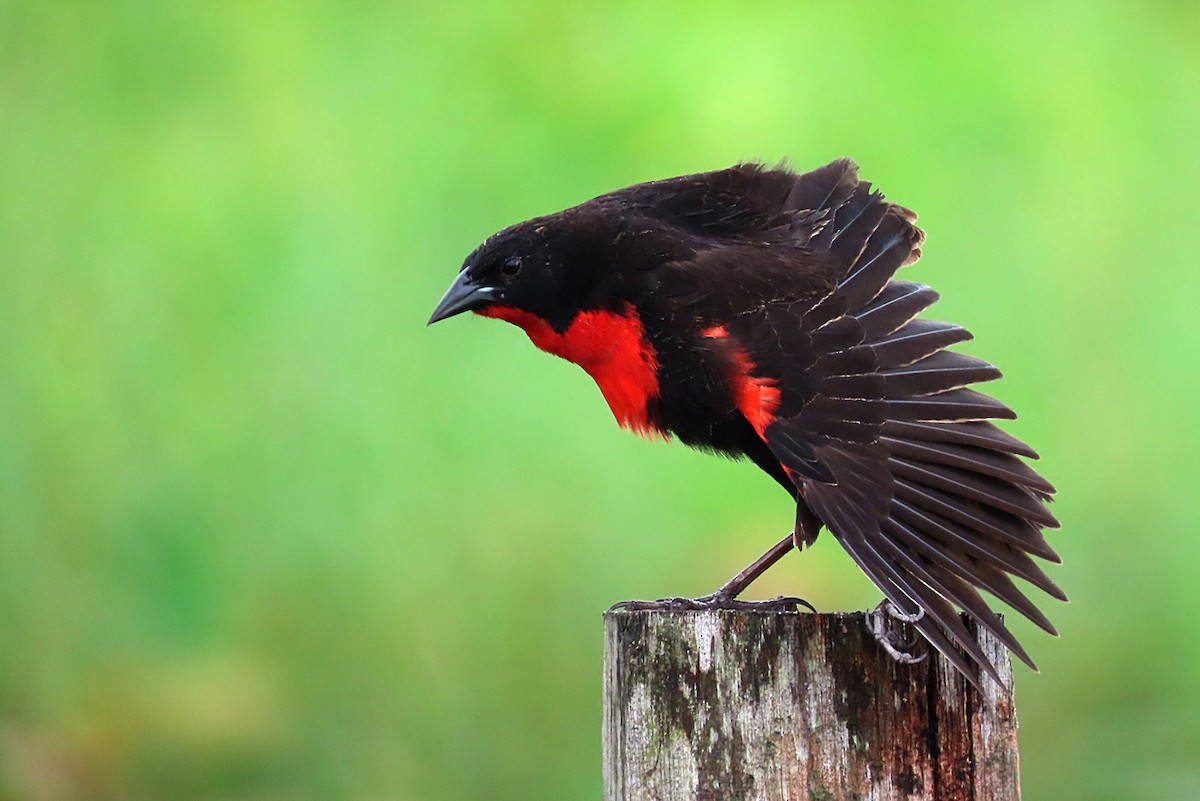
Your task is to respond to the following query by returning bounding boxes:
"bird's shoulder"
[598,160,853,239]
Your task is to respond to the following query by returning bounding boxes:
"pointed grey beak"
[427,271,499,325]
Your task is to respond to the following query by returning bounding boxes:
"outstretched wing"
[669,159,1063,687]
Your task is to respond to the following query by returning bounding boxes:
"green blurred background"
[2,1,1198,799]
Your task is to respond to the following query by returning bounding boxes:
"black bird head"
[428,210,615,330]
[427,200,693,333]
[428,219,548,325]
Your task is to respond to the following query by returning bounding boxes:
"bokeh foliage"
[1,1,1198,799]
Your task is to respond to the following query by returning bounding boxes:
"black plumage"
[428,158,1062,686]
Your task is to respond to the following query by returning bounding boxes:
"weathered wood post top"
[603,610,1019,801]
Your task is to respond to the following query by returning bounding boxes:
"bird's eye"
[501,257,522,277]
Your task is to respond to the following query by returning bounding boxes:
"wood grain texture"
[603,610,1018,801]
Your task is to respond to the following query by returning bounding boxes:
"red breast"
[478,304,665,438]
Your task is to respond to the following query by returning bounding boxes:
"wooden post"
[603,610,1019,801]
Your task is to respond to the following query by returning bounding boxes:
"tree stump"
[602,610,1019,801]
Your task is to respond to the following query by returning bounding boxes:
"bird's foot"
[610,592,815,613]
[867,600,928,665]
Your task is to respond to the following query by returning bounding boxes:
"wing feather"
[880,434,1053,492]
[872,319,972,367]
[654,159,1061,685]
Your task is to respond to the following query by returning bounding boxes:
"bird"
[427,158,1062,688]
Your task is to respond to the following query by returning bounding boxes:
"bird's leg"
[867,599,928,665]
[609,532,815,613]
[693,531,805,606]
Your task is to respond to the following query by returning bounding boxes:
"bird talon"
[878,600,924,624]
[880,638,929,665]
[868,599,929,665]
[609,593,814,613]
[769,595,818,613]
[608,597,700,612]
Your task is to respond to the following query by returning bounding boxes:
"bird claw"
[608,597,708,612]
[758,595,817,613]
[610,593,815,613]
[867,600,929,665]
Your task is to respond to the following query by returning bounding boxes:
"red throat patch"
[478,304,665,437]
[701,325,781,439]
